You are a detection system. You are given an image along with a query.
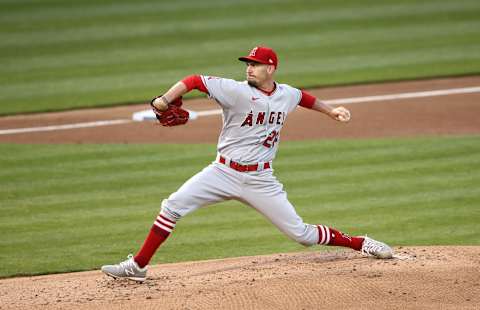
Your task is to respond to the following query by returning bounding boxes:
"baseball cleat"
[101,254,147,282]
[360,236,393,259]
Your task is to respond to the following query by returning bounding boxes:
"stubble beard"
[247,80,258,87]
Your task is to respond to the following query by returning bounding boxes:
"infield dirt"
[1,247,479,309]
[1,76,479,309]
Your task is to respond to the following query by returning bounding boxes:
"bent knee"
[160,198,200,221]
[292,234,316,247]
[160,200,182,221]
[287,225,318,246]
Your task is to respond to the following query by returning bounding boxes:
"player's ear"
[267,65,275,75]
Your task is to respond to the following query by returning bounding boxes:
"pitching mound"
[1,246,478,309]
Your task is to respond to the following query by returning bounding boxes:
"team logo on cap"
[249,47,258,56]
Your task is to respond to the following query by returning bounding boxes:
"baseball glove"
[150,96,189,127]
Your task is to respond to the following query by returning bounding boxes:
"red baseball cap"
[238,46,278,68]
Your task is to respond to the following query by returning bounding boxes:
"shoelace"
[362,243,383,255]
[119,254,135,269]
[361,240,385,256]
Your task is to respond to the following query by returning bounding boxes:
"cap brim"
[238,56,267,65]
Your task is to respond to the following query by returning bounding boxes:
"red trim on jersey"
[182,75,209,94]
[299,90,316,109]
[257,82,276,96]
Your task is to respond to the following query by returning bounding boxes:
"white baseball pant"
[160,161,320,246]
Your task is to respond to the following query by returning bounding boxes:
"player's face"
[246,62,274,87]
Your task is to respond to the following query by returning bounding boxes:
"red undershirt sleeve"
[299,90,316,109]
[181,75,209,94]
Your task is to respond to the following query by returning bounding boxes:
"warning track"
[0,76,479,143]
[1,84,479,136]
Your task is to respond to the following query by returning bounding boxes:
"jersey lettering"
[276,112,282,125]
[202,75,301,162]
[256,112,265,125]
[242,111,285,127]
[241,111,254,127]
[269,112,275,124]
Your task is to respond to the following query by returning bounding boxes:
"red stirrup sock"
[317,225,364,251]
[134,214,177,268]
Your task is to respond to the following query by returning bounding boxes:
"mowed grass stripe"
[3,20,480,83]
[0,0,287,23]
[4,18,479,79]
[285,153,479,183]
[0,143,214,163]
[1,0,479,114]
[2,43,478,109]
[3,178,477,234]
[2,162,477,227]
[3,8,477,71]
[1,136,479,277]
[2,147,478,201]
[2,0,473,28]
[2,1,476,48]
[0,151,214,180]
[3,159,476,222]
[2,136,476,191]
[2,44,478,111]
[295,183,479,213]
[2,136,478,199]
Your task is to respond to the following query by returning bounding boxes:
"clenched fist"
[330,106,351,122]
[151,96,169,111]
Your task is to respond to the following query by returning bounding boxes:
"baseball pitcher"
[102,46,393,282]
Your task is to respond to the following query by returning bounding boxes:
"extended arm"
[300,90,351,122]
[312,99,350,122]
[152,75,208,110]
[161,81,188,105]
[150,75,209,127]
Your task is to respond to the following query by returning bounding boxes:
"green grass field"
[1,136,479,278]
[1,0,479,281]
[1,0,480,115]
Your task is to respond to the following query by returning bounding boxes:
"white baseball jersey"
[159,75,324,247]
[200,76,302,164]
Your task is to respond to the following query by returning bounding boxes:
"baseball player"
[102,46,393,282]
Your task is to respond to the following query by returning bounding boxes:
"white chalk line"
[1,85,479,136]
[0,119,131,135]
[324,86,480,104]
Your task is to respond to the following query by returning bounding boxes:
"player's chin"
[247,79,258,87]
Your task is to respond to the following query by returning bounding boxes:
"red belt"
[219,156,270,172]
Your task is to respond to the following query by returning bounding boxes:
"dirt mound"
[1,246,478,309]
